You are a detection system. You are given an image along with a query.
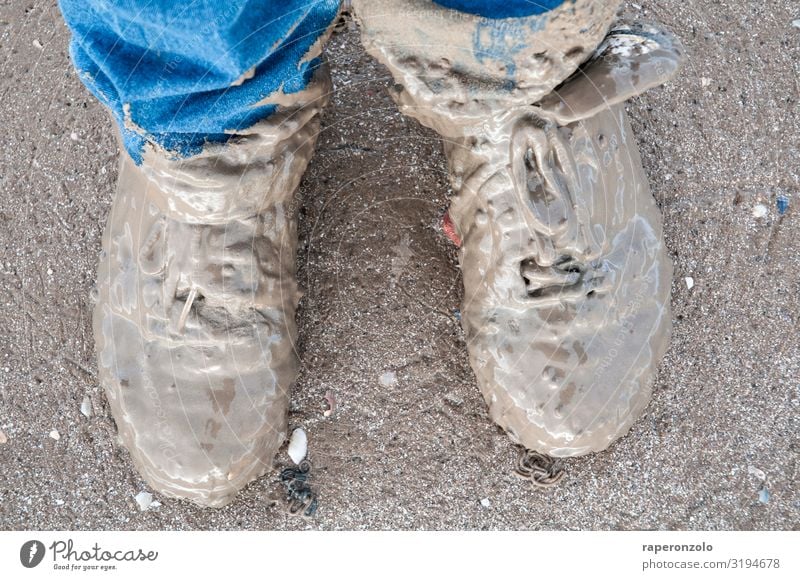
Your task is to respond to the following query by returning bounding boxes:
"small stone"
[379,371,397,387]
[700,77,712,87]
[748,465,766,480]
[685,276,694,290]
[32,38,43,50]
[752,204,768,218]
[758,487,770,504]
[444,392,464,407]
[55,499,64,506]
[134,491,153,511]
[49,429,60,440]
[480,498,491,508]
[323,390,336,418]
[792,19,800,29]
[287,428,308,465]
[0,430,7,444]
[70,132,78,141]
[150,501,162,509]
[80,396,92,418]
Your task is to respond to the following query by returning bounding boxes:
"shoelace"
[514,449,565,488]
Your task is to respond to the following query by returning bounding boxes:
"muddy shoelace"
[279,460,318,517]
[514,449,565,488]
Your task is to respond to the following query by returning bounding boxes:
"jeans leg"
[432,1,565,19]
[354,0,621,108]
[58,0,341,164]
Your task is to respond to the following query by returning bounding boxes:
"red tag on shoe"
[442,210,462,247]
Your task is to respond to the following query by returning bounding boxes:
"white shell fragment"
[379,371,397,387]
[134,491,154,511]
[0,430,7,444]
[49,429,60,440]
[752,204,768,218]
[685,276,694,290]
[80,396,93,418]
[480,498,491,508]
[748,465,766,481]
[287,428,308,465]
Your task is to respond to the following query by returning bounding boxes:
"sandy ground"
[0,1,798,530]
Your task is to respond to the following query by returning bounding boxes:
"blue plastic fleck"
[776,196,789,215]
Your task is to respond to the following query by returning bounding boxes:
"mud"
[355,2,680,455]
[355,0,622,111]
[92,69,331,507]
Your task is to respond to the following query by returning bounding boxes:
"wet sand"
[0,1,798,529]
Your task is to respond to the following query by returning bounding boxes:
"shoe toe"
[96,304,293,507]
[467,213,671,456]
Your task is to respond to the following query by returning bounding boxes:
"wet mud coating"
[355,0,683,455]
[93,70,331,507]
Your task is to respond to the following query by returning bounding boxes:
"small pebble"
[445,392,464,407]
[792,19,800,29]
[46,268,53,275]
[287,428,308,465]
[49,429,60,441]
[685,276,694,290]
[80,396,93,418]
[747,465,766,480]
[32,38,43,50]
[752,204,768,218]
[700,77,712,87]
[134,491,154,511]
[150,501,162,509]
[55,499,64,506]
[379,371,397,387]
[323,390,337,418]
[758,488,770,504]
[70,132,78,141]
[480,498,491,508]
[0,429,7,444]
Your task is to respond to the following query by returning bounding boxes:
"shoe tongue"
[535,25,684,124]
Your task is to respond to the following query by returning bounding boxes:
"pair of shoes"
[93,7,682,506]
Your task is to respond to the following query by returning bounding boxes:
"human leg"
[59,0,340,506]
[354,0,682,460]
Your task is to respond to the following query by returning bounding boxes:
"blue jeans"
[59,1,565,164]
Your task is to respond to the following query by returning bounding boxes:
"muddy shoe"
[355,1,682,456]
[93,70,329,507]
